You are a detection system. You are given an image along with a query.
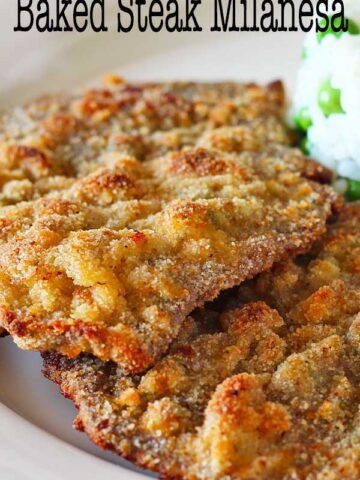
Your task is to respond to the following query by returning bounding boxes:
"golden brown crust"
[0,79,294,341]
[0,78,291,206]
[0,143,338,371]
[0,77,339,370]
[234,202,360,315]
[43,204,360,480]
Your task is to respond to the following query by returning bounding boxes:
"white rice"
[293,0,360,182]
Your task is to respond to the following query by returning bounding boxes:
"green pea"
[318,79,344,117]
[346,178,360,201]
[295,107,312,132]
[317,16,360,43]
[300,136,310,155]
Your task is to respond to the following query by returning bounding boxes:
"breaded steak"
[0,79,292,344]
[0,78,339,367]
[233,202,360,316]
[43,204,360,479]
[0,78,291,206]
[0,143,339,371]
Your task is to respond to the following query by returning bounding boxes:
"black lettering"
[260,0,278,32]
[149,0,163,31]
[165,0,183,32]
[278,0,296,32]
[14,0,33,31]
[184,0,202,32]
[240,0,249,31]
[211,0,238,32]
[331,0,347,32]
[136,0,147,32]
[90,0,108,32]
[54,0,72,31]
[316,0,329,32]
[36,0,52,32]
[299,0,313,32]
[117,0,134,32]
[73,0,88,32]
[251,0,259,31]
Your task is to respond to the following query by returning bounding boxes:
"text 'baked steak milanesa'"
[43,203,360,480]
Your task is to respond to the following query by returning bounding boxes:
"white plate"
[0,1,304,479]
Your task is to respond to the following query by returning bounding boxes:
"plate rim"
[0,401,150,480]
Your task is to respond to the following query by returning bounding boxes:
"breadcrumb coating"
[0,79,291,339]
[0,143,338,371]
[0,79,290,206]
[0,78,340,367]
[43,203,360,479]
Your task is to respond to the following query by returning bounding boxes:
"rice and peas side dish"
[293,0,360,200]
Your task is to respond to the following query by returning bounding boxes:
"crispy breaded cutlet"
[0,142,339,372]
[0,78,292,206]
[43,204,360,480]
[0,78,291,339]
[233,202,360,316]
[0,77,339,365]
[0,79,292,341]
